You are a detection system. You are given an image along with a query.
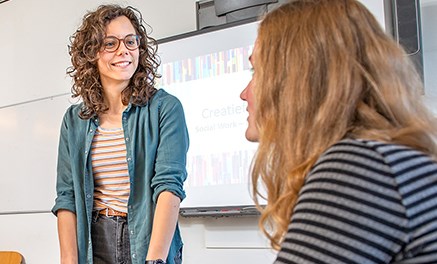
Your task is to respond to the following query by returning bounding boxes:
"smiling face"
[240,42,259,142]
[97,15,139,91]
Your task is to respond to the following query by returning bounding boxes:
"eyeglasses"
[102,34,140,52]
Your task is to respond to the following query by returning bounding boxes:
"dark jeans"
[91,212,184,264]
[91,212,132,264]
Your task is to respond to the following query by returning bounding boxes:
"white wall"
[0,0,436,264]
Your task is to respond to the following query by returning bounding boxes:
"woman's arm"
[147,93,189,261]
[57,209,78,264]
[146,191,181,260]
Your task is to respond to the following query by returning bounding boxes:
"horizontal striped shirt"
[91,126,130,213]
[276,138,437,264]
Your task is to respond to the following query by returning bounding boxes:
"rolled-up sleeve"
[151,96,189,203]
[52,111,76,215]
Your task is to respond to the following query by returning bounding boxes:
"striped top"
[91,126,130,213]
[276,138,437,264]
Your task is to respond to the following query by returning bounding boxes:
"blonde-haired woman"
[241,0,437,263]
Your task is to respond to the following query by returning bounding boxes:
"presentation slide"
[156,21,261,209]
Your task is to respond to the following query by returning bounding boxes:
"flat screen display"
[157,20,260,209]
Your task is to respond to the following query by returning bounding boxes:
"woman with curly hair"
[52,5,188,264]
[241,0,437,263]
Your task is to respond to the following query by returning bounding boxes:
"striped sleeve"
[275,139,437,264]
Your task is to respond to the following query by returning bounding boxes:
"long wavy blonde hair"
[251,0,437,250]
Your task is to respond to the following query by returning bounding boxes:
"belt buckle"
[104,208,109,217]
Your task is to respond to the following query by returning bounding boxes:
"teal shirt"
[52,89,189,264]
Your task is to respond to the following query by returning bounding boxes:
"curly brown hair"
[67,4,160,119]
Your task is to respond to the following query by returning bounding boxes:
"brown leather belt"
[98,208,127,217]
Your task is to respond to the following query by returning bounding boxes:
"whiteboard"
[0,95,74,213]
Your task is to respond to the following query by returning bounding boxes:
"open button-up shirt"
[52,89,189,264]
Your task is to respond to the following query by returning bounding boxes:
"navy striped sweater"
[276,138,437,264]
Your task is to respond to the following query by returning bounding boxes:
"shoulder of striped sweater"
[328,138,378,151]
[336,138,429,159]
[319,138,384,161]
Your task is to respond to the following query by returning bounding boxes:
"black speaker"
[392,0,424,81]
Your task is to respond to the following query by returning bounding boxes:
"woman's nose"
[240,85,248,101]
